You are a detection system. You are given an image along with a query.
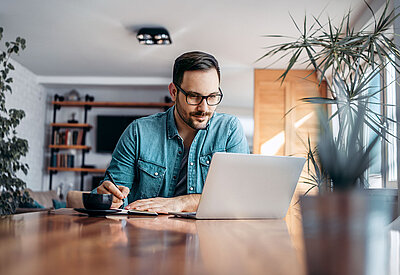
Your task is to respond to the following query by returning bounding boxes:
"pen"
[106,171,125,209]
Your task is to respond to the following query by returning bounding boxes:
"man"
[96,51,249,213]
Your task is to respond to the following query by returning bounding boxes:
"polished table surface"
[0,208,305,275]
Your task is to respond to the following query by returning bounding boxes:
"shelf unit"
[48,94,173,190]
[49,145,92,150]
[50,123,92,128]
[48,167,106,173]
[52,101,173,108]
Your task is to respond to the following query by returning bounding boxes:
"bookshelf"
[48,167,106,173]
[49,145,91,150]
[50,123,92,128]
[48,94,173,190]
[52,101,173,108]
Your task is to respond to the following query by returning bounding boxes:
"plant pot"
[300,191,391,275]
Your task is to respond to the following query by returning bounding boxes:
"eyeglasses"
[174,83,223,106]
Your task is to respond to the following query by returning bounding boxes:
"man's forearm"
[125,194,202,213]
[178,194,201,212]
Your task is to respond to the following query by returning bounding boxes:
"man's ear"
[168,82,177,102]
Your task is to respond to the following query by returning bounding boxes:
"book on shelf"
[76,130,84,146]
[72,130,79,145]
[52,129,85,146]
[50,153,75,168]
[65,129,69,145]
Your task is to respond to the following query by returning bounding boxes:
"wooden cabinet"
[253,69,326,156]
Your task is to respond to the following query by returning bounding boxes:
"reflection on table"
[0,208,305,275]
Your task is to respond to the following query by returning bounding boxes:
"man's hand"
[97,181,130,208]
[125,194,201,214]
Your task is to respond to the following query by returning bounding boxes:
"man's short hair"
[173,51,221,86]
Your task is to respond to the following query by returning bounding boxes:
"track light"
[136,27,172,45]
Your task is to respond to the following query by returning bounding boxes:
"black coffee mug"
[82,193,113,210]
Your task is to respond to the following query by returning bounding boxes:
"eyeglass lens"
[186,94,222,106]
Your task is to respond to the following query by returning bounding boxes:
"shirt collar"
[167,106,180,139]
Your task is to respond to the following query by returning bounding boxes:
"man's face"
[173,69,220,130]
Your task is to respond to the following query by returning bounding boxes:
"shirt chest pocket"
[137,159,166,198]
[199,154,213,184]
[199,150,227,184]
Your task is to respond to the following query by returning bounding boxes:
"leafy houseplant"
[0,27,31,215]
[258,1,400,191]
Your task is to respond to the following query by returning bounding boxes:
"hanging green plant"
[0,27,32,215]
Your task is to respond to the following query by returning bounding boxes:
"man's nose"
[196,98,209,112]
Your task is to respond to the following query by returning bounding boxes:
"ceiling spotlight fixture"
[136,27,172,45]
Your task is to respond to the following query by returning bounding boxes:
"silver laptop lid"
[196,153,305,219]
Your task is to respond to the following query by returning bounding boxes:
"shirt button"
[154,172,159,176]
[189,187,194,191]
[206,160,210,164]
[178,151,182,154]
[173,176,177,179]
[190,162,194,166]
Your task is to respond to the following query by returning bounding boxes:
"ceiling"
[0,0,373,79]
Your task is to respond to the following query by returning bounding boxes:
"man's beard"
[175,98,212,130]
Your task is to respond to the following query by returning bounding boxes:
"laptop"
[170,152,305,219]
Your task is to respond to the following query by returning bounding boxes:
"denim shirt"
[95,106,249,206]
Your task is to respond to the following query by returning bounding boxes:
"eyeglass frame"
[173,82,223,106]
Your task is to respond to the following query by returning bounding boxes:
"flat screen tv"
[96,115,143,153]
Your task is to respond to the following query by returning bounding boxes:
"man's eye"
[188,95,201,99]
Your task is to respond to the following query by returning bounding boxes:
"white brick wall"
[5,59,46,191]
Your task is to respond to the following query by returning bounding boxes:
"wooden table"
[0,208,306,275]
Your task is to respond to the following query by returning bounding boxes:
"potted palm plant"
[258,1,399,192]
[258,1,399,273]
